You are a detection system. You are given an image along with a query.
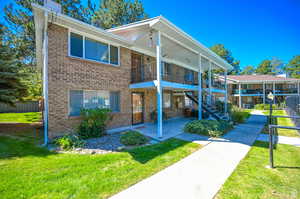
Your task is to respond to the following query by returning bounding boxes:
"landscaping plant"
[78,108,112,139]
[184,120,233,137]
[54,134,85,150]
[120,130,148,146]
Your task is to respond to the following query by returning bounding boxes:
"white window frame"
[68,89,120,116]
[68,29,120,67]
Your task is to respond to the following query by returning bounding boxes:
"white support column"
[238,83,242,108]
[209,61,212,105]
[43,12,49,146]
[224,70,228,114]
[263,82,266,105]
[156,31,163,138]
[198,54,202,120]
[273,82,276,105]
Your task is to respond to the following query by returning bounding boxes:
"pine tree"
[255,60,274,75]
[210,44,241,75]
[285,55,300,78]
[0,24,27,105]
[92,0,148,29]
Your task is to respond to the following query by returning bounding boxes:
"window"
[70,33,83,58]
[110,45,119,65]
[69,90,120,116]
[85,38,108,62]
[185,69,194,82]
[163,63,172,76]
[69,32,119,65]
[184,96,193,107]
[163,93,171,108]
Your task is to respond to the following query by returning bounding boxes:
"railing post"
[238,83,242,108]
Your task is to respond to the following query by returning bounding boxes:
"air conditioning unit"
[44,0,61,13]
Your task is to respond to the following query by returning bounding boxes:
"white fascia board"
[108,16,161,32]
[229,80,300,84]
[31,3,133,47]
[153,16,233,71]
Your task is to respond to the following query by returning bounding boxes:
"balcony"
[275,88,298,94]
[131,64,198,85]
[232,89,263,95]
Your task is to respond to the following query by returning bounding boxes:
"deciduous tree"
[285,55,300,78]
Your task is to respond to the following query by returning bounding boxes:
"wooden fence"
[0,101,40,113]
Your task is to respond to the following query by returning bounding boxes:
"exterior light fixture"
[267,92,274,101]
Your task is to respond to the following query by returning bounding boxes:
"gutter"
[42,11,49,146]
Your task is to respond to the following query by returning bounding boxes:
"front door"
[132,92,144,125]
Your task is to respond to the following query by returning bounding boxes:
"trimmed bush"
[184,120,233,137]
[231,111,250,124]
[54,134,85,150]
[78,108,112,139]
[120,130,149,146]
[254,104,278,110]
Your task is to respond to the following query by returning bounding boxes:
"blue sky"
[1,0,299,69]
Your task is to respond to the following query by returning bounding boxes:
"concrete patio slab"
[134,117,194,141]
[110,111,267,199]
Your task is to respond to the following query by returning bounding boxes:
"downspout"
[42,11,49,146]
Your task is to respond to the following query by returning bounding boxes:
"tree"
[210,44,241,75]
[0,24,27,105]
[285,55,300,78]
[2,0,94,100]
[241,65,255,75]
[92,0,148,29]
[255,59,274,75]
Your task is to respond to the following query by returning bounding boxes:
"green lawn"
[263,110,299,137]
[0,136,201,199]
[0,112,42,123]
[216,141,300,199]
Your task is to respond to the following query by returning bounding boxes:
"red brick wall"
[47,24,132,138]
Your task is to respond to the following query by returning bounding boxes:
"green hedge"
[230,106,251,124]
[254,104,277,110]
[184,120,233,137]
[120,130,149,146]
[54,134,85,150]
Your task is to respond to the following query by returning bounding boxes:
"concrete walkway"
[110,110,266,199]
[257,134,300,147]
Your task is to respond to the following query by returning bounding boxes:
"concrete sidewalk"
[110,110,266,199]
[257,134,300,147]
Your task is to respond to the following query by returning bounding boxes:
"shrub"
[229,106,251,124]
[184,120,233,137]
[254,104,278,110]
[54,134,85,150]
[78,108,112,139]
[120,130,148,146]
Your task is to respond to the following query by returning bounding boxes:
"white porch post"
[273,82,276,105]
[198,54,202,120]
[43,12,49,146]
[238,83,242,108]
[156,31,163,138]
[209,61,212,105]
[263,82,266,105]
[224,70,228,114]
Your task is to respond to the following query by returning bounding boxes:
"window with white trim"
[69,90,120,116]
[69,32,119,65]
[163,93,171,108]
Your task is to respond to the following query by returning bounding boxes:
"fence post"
[269,126,274,168]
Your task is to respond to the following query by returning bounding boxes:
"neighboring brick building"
[225,75,300,108]
[32,3,232,141]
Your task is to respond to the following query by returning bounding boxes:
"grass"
[263,110,299,137]
[0,136,201,199]
[0,112,42,123]
[216,141,300,199]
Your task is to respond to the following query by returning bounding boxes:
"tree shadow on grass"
[0,136,56,160]
[125,138,190,164]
